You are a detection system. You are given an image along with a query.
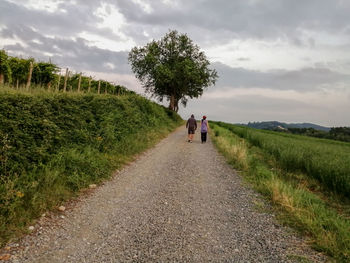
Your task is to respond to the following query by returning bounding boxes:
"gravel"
[2,126,326,262]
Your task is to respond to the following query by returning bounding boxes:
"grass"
[216,122,350,198]
[210,123,350,262]
[0,86,183,246]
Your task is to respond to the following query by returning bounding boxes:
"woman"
[200,116,209,143]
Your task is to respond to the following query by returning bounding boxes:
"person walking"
[186,114,197,143]
[201,116,209,143]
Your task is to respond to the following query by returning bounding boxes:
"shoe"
[190,140,193,143]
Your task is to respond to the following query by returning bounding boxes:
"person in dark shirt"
[186,114,197,143]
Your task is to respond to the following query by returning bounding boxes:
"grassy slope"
[0,89,183,246]
[210,122,350,262]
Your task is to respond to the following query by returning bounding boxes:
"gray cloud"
[112,0,350,46]
[0,1,122,42]
[179,94,347,127]
[1,25,130,74]
[212,62,350,92]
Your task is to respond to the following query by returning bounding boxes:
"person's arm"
[186,119,189,128]
[195,120,197,129]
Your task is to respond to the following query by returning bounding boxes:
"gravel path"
[3,126,326,262]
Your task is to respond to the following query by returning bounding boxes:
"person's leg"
[201,132,205,143]
[203,132,207,142]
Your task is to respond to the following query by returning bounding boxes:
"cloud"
[179,91,350,127]
[237,57,250,61]
[212,62,350,92]
[112,0,350,46]
[1,25,130,75]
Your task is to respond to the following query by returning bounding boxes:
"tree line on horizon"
[286,127,350,143]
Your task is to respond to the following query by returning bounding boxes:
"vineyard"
[210,122,350,261]
[0,49,131,95]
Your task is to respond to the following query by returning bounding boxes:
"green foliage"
[0,90,182,246]
[285,127,350,143]
[32,61,59,86]
[0,50,12,83]
[128,30,218,111]
[210,123,350,261]
[215,122,350,198]
[0,50,131,95]
[8,57,31,86]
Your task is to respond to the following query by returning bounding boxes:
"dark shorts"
[188,128,195,134]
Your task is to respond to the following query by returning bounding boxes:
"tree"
[128,30,218,112]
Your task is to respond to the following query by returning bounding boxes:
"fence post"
[26,61,33,91]
[88,77,91,92]
[98,80,101,94]
[56,74,61,92]
[78,73,82,92]
[63,68,68,92]
[16,79,19,89]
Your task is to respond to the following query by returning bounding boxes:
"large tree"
[128,30,218,112]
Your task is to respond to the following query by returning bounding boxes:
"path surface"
[5,126,325,262]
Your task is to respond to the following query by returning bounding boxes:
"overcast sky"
[1,0,350,126]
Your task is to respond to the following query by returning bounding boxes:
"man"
[186,114,197,143]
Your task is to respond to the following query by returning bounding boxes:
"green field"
[0,87,182,246]
[211,122,350,261]
[216,122,350,198]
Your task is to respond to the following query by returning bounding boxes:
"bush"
[0,91,182,245]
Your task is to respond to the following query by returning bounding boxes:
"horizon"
[1,0,349,126]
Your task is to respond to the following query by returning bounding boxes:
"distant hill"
[240,121,330,132]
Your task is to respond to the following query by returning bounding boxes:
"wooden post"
[98,80,101,94]
[78,73,82,92]
[16,79,19,89]
[26,61,33,91]
[56,74,61,92]
[63,68,68,92]
[88,77,91,92]
[105,82,107,94]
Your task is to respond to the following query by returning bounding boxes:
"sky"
[0,0,349,127]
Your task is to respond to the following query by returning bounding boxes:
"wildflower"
[16,191,24,198]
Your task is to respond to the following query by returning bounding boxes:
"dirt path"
[5,126,325,262]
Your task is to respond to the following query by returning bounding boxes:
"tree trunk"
[169,94,175,111]
[174,101,179,112]
[0,74,4,84]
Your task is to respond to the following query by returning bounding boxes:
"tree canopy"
[128,30,218,112]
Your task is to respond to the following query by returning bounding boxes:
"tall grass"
[216,122,350,198]
[0,88,183,246]
[211,123,350,261]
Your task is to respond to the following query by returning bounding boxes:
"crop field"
[210,122,350,261]
[216,122,350,198]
